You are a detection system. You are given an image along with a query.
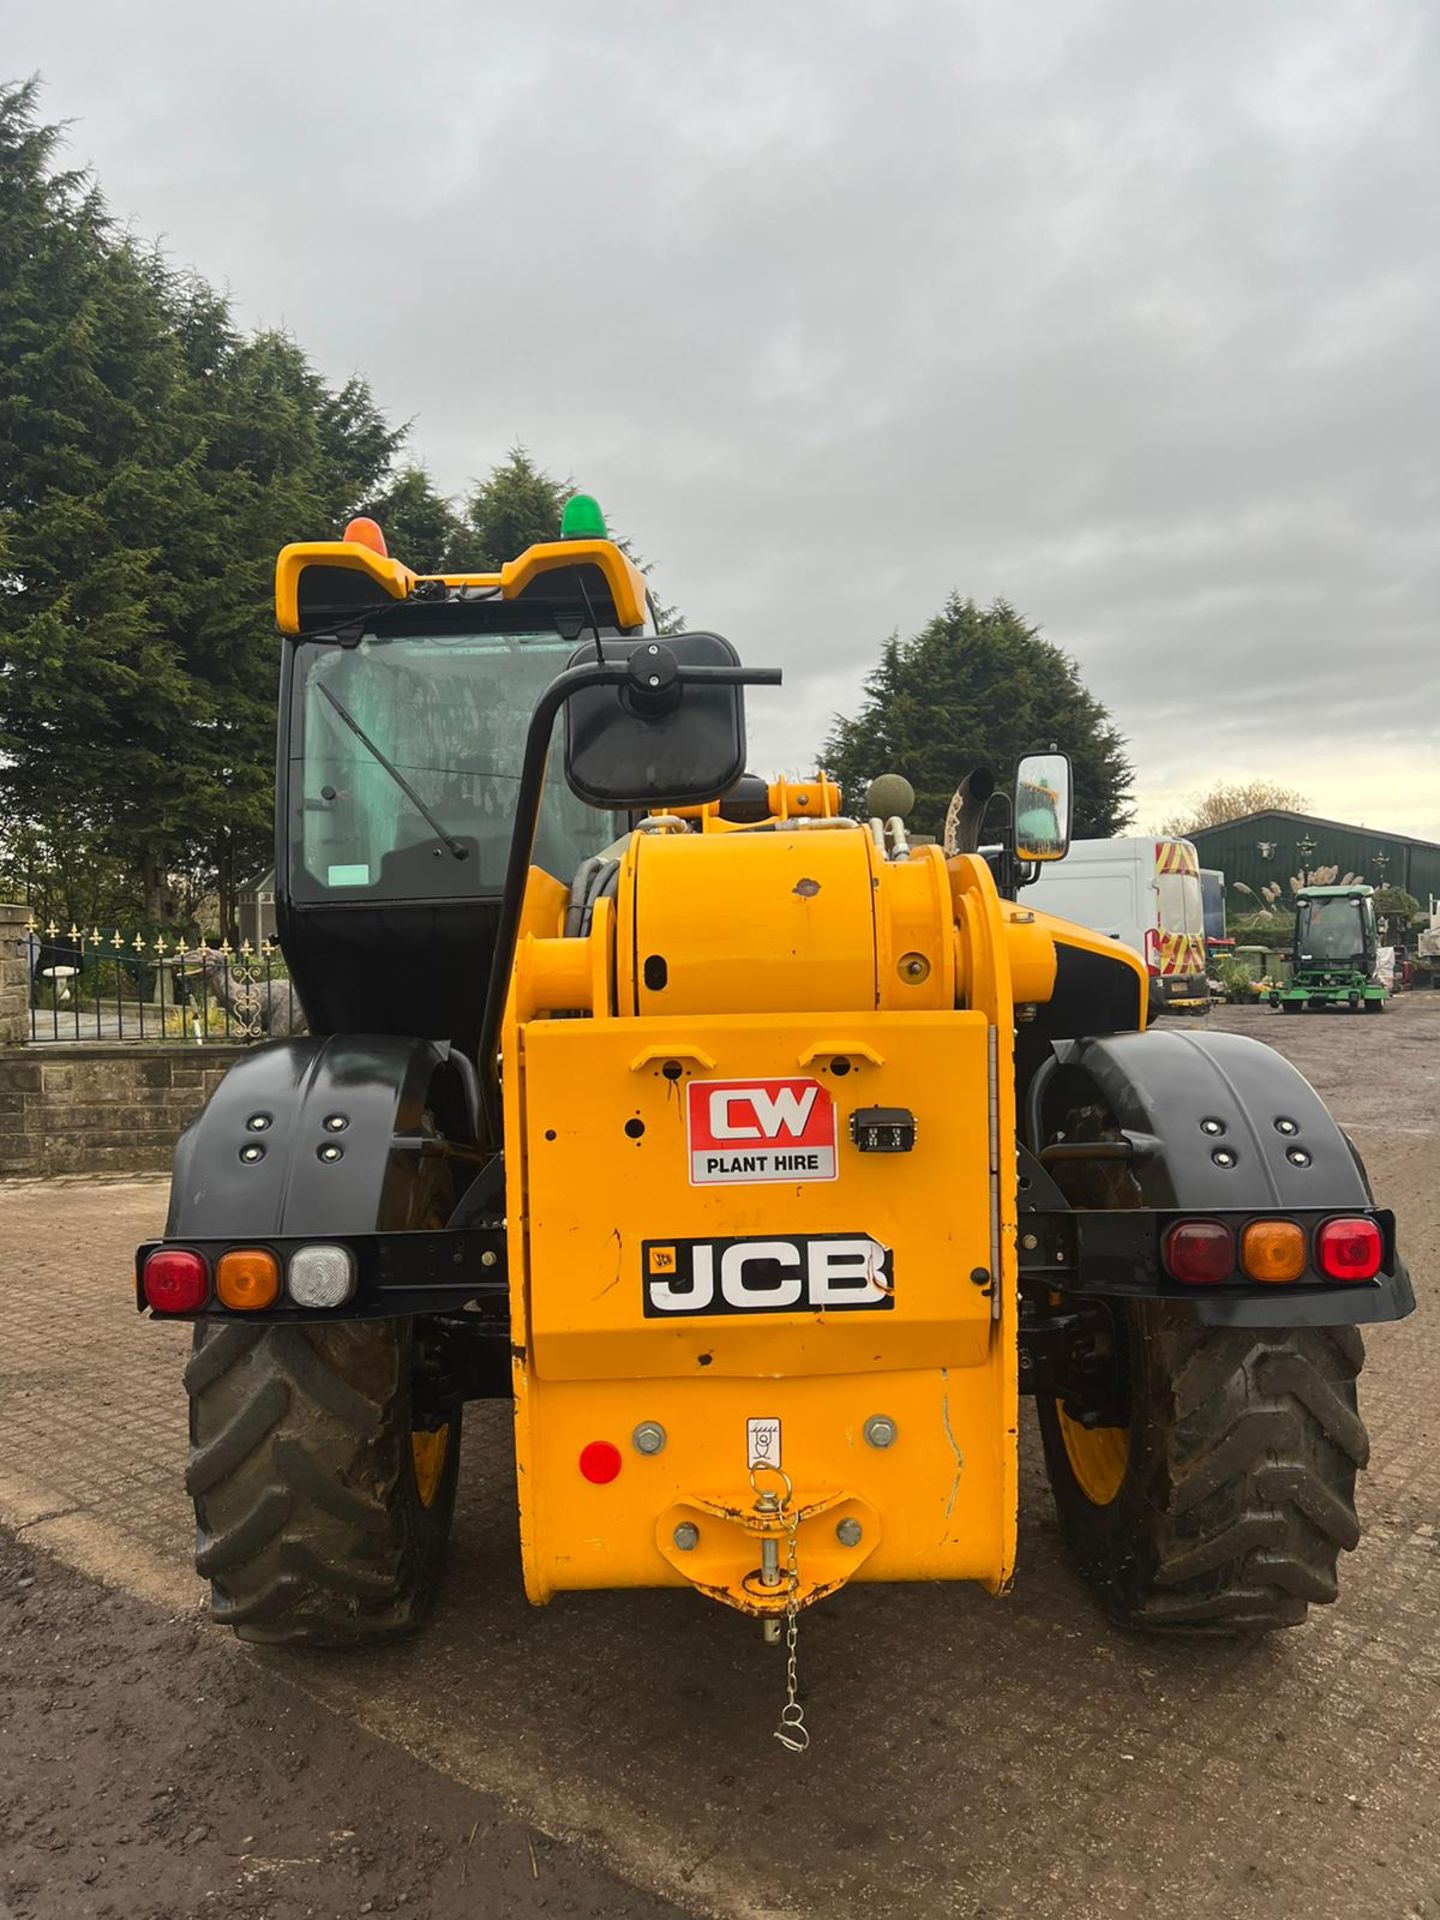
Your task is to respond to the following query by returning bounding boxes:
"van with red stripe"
[1018,837,1209,1016]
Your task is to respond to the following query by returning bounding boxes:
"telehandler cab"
[138,499,1412,1745]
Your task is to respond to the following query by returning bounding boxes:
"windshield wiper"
[315,681,469,862]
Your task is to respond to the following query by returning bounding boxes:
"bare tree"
[1163,781,1310,837]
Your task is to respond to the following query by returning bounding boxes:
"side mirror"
[1015,751,1071,862]
[564,633,748,809]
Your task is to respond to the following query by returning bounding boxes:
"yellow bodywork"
[274,535,649,635]
[497,800,1139,1619]
[266,513,1149,1624]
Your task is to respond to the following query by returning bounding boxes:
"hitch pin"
[751,1466,789,1645]
[759,1507,781,1587]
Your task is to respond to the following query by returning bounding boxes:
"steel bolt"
[672,1521,699,1551]
[323,1114,348,1132]
[246,1113,271,1132]
[1200,1117,1225,1135]
[863,1414,898,1449]
[239,1144,265,1163]
[1287,1147,1312,1167]
[1020,1233,1038,1251]
[480,1250,497,1268]
[317,1143,343,1162]
[1211,1148,1236,1168]
[1274,1117,1299,1136]
[632,1421,666,1455]
[836,1518,863,1547]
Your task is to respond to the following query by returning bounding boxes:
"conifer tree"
[823,596,1133,841]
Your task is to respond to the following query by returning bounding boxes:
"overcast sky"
[7,0,1438,841]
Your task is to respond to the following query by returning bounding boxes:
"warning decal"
[686,1078,837,1185]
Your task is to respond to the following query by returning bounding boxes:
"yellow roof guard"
[275,493,651,637]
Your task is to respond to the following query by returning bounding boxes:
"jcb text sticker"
[642,1234,893,1316]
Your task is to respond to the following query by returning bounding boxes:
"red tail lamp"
[1316,1217,1382,1282]
[1163,1220,1234,1285]
[578,1441,623,1484]
[143,1249,209,1313]
[342,516,388,557]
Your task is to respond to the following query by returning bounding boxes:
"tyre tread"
[186,1317,457,1648]
[1137,1320,1366,1632]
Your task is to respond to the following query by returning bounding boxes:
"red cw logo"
[686,1079,836,1186]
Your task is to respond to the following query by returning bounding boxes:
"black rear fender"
[166,1035,479,1239]
[1030,1028,1359,1209]
[1022,1028,1413,1327]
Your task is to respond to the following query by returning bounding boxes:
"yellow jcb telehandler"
[138,498,1411,1748]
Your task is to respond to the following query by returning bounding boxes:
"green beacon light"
[560,492,607,541]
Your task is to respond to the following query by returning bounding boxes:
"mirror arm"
[475,659,781,1140]
[477,660,628,1138]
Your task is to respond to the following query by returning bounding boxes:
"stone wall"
[0,904,27,1048]
[0,1044,247,1176]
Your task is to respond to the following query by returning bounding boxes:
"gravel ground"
[0,995,1436,1920]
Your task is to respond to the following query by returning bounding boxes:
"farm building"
[1187,811,1440,911]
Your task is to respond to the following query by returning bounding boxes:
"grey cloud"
[4,0,1437,832]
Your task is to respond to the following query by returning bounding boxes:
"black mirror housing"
[564,633,747,810]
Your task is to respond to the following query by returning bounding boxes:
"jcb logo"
[643,1234,892,1317]
[686,1078,837,1185]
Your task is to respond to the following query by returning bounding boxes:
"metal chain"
[747,1461,810,1753]
[773,1498,809,1753]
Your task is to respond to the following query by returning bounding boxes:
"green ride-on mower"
[1270,885,1388,1015]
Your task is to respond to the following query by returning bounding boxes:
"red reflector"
[143,1249,209,1313]
[1162,1220,1234,1285]
[578,1440,622,1485]
[1316,1217,1382,1282]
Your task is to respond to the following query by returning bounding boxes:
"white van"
[1018,837,1209,1015]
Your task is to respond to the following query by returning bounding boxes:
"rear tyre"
[1037,1308,1367,1633]
[186,1113,461,1647]
[1036,1098,1368,1633]
[1281,1001,1303,1014]
[186,1318,462,1645]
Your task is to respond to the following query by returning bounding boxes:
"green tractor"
[1270,884,1387,1014]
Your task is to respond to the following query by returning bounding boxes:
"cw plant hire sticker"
[686,1077,837,1185]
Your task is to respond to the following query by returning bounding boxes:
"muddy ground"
[0,996,1437,1920]
[0,1531,680,1920]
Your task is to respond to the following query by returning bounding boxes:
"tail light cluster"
[142,1244,357,1314]
[1163,1216,1383,1287]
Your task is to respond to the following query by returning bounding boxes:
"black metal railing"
[25,922,305,1045]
